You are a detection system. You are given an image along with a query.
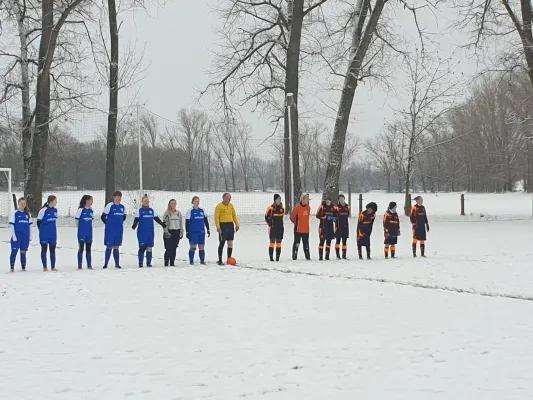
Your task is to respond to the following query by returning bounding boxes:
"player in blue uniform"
[75,195,94,270]
[185,196,210,265]
[37,195,58,272]
[132,195,166,267]
[9,197,32,272]
[101,191,126,269]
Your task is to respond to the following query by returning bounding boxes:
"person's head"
[300,193,309,205]
[273,193,281,205]
[414,195,423,206]
[113,191,122,205]
[222,192,231,204]
[141,195,149,208]
[79,195,93,209]
[42,195,57,209]
[388,201,397,212]
[18,197,29,214]
[338,194,345,205]
[192,196,200,208]
[168,199,177,212]
[325,197,332,206]
[366,202,377,214]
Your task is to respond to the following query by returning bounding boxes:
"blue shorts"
[189,233,205,245]
[40,237,57,246]
[138,234,154,248]
[78,236,93,243]
[104,231,123,247]
[11,234,30,251]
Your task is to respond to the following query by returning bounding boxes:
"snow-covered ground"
[1,194,533,399]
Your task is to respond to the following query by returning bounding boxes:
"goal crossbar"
[0,168,12,226]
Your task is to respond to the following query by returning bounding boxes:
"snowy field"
[1,193,533,399]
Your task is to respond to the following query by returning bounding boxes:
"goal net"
[0,168,12,226]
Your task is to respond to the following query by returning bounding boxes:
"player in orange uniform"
[410,196,429,257]
[383,201,400,259]
[290,194,311,260]
[316,198,337,260]
[265,194,285,262]
[357,202,377,260]
[334,194,350,259]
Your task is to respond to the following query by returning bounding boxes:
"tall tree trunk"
[105,0,119,204]
[283,0,304,212]
[322,0,386,200]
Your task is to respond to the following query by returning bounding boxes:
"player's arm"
[101,203,111,224]
[409,206,416,225]
[131,209,140,230]
[315,205,324,219]
[290,206,297,224]
[204,213,210,236]
[154,212,166,228]
[383,213,389,234]
[9,211,17,240]
[75,208,82,227]
[123,205,127,222]
[425,210,429,230]
[265,206,272,226]
[185,208,191,238]
[37,207,46,230]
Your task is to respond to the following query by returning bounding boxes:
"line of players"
[8,191,429,271]
[269,193,429,261]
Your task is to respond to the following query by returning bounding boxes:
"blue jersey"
[75,207,94,241]
[37,207,58,240]
[10,210,32,236]
[102,202,126,233]
[135,207,157,235]
[186,207,207,234]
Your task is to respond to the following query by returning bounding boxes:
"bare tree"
[235,123,254,192]
[213,121,239,191]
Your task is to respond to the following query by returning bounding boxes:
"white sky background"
[114,0,492,155]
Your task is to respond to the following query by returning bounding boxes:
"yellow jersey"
[214,202,240,230]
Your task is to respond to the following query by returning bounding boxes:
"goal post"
[0,168,12,226]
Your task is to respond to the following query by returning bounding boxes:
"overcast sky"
[114,0,487,156]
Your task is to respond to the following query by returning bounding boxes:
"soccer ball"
[227,257,237,266]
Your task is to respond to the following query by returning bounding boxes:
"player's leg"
[275,238,282,261]
[78,241,85,269]
[10,238,19,271]
[384,244,389,258]
[420,240,426,257]
[269,238,275,261]
[138,245,147,267]
[86,242,93,269]
[198,234,206,264]
[217,230,226,265]
[41,243,48,270]
[318,237,325,260]
[189,237,197,265]
[226,225,235,261]
[292,232,301,260]
[112,244,121,268]
[302,233,310,260]
[342,235,348,259]
[325,239,332,260]
[335,233,341,259]
[163,233,170,266]
[412,238,418,257]
[49,243,57,270]
[146,248,153,267]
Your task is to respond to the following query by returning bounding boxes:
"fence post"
[348,183,352,217]
[358,193,363,214]
[460,194,465,216]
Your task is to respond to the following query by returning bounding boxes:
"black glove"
[131,224,135,230]
[186,232,189,239]
[179,230,183,239]
[161,222,167,229]
[426,224,430,232]
[207,230,211,237]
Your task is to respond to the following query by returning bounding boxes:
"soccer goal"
[0,168,12,226]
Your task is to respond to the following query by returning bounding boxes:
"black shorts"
[384,235,398,245]
[219,222,235,241]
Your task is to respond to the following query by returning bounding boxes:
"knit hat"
[274,193,281,202]
[338,194,345,199]
[366,202,378,213]
[388,201,397,209]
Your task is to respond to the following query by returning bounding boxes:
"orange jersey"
[290,202,311,234]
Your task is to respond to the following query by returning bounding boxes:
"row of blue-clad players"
[8,191,205,272]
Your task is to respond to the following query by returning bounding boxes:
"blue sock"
[50,252,56,269]
[20,252,26,268]
[146,250,152,266]
[138,248,145,266]
[77,250,83,267]
[86,251,92,267]
[10,248,17,267]
[189,248,195,264]
[41,251,47,268]
[113,249,120,267]
[199,250,205,263]
[104,247,112,266]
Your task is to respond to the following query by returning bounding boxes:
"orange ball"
[227,257,237,266]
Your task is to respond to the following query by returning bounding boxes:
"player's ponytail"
[42,195,57,209]
[79,194,92,209]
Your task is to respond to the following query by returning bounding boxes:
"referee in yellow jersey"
[214,193,240,265]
